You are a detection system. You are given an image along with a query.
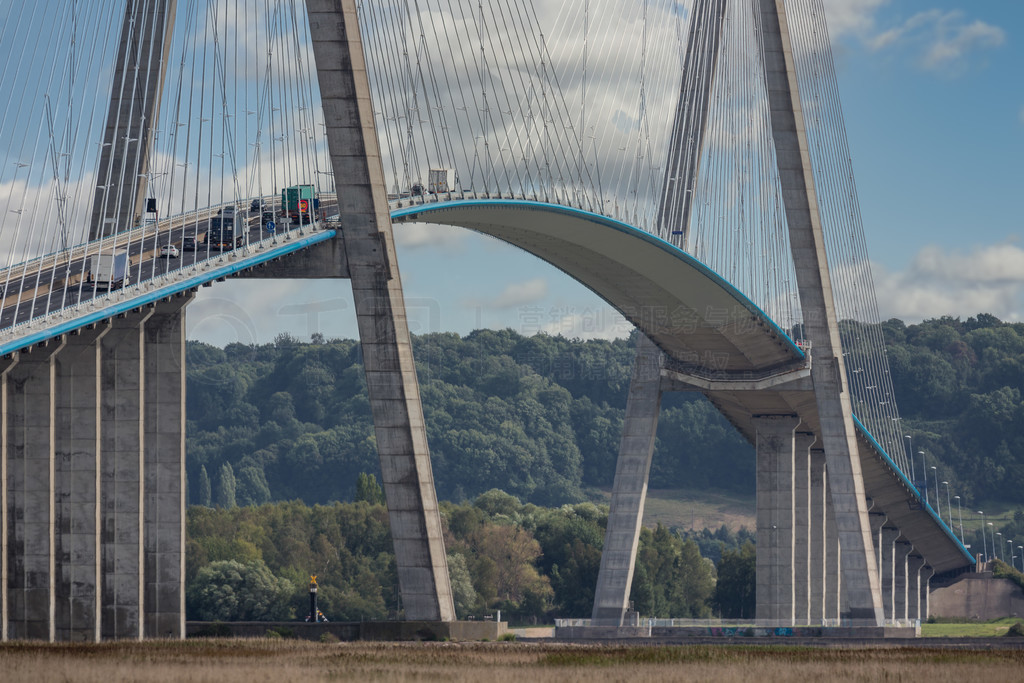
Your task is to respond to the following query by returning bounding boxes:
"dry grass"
[2,639,1023,682]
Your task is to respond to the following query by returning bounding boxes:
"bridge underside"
[393,198,972,622]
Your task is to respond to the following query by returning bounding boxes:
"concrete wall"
[931,574,1024,621]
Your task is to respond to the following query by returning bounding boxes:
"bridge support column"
[101,309,154,639]
[55,324,111,642]
[794,432,814,624]
[880,526,899,620]
[756,0,883,625]
[893,540,912,622]
[809,447,826,622]
[307,0,454,621]
[920,565,934,621]
[6,338,66,640]
[143,296,192,638]
[824,464,842,622]
[1,354,18,641]
[591,334,662,626]
[754,414,799,625]
[907,554,925,622]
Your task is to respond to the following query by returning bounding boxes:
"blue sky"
[186,0,1024,346]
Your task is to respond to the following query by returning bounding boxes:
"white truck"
[427,168,454,193]
[86,250,130,290]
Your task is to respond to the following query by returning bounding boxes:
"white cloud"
[393,222,467,251]
[540,308,633,341]
[873,241,1024,323]
[822,0,889,40]
[465,277,548,310]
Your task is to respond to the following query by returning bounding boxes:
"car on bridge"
[160,244,180,258]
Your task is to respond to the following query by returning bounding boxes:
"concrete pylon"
[893,540,912,621]
[591,334,662,625]
[907,554,926,622]
[881,527,900,619]
[6,337,66,641]
[143,296,193,638]
[809,447,826,622]
[101,309,154,640]
[793,432,814,624]
[306,0,454,621]
[754,415,800,625]
[55,323,111,642]
[755,0,883,624]
[89,0,177,240]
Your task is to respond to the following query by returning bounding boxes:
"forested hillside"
[186,315,1024,510]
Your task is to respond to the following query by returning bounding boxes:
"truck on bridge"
[208,216,243,250]
[281,184,319,223]
[85,250,130,289]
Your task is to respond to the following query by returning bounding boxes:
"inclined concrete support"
[89,0,177,240]
[893,540,912,622]
[1,353,17,642]
[809,447,826,622]
[54,324,111,642]
[754,415,799,625]
[306,0,454,621]
[880,527,900,620]
[907,554,925,622]
[101,309,154,639]
[143,296,192,638]
[793,432,814,624]
[756,0,883,624]
[591,334,662,626]
[6,338,66,641]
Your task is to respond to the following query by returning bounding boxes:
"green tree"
[447,552,477,618]
[714,542,756,618]
[216,462,237,509]
[355,472,385,505]
[186,558,295,621]
[197,465,212,507]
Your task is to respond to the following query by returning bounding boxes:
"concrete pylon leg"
[1,353,18,642]
[907,554,925,622]
[55,324,111,642]
[101,310,154,639]
[754,415,800,625]
[143,296,192,638]
[7,338,66,640]
[89,0,177,240]
[880,527,899,620]
[307,0,453,621]
[809,448,826,622]
[756,0,883,625]
[893,541,912,622]
[793,432,814,625]
[591,334,662,626]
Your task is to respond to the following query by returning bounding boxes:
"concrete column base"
[754,415,799,625]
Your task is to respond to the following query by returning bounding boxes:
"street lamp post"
[942,482,952,530]
[905,435,915,482]
[1018,546,1023,572]
[979,511,988,562]
[954,496,964,542]
[930,466,940,518]
[988,523,997,562]
[919,452,929,506]
[997,532,1003,561]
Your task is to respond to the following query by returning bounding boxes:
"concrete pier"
[794,432,814,623]
[591,335,662,626]
[809,447,826,621]
[754,415,799,624]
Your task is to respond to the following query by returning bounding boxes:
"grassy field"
[921,618,1024,638]
[2,639,1024,682]
[597,486,756,532]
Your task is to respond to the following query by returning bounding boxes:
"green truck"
[281,185,318,223]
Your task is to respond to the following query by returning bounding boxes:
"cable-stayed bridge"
[0,0,971,640]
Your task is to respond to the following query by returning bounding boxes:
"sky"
[178,0,1023,346]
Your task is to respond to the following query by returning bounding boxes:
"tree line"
[186,315,1024,513]
[186,488,755,622]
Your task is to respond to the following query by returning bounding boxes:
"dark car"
[261,211,275,226]
[182,236,197,251]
